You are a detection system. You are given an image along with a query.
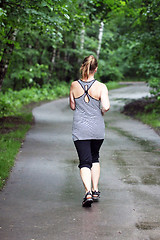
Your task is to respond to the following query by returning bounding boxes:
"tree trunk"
[51,48,56,66]
[0,29,18,91]
[77,22,85,67]
[80,22,85,50]
[97,22,104,60]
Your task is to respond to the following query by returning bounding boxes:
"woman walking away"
[70,55,110,207]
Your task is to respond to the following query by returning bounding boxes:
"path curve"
[0,82,160,240]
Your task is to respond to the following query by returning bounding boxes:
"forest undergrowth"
[0,82,69,189]
[122,96,160,136]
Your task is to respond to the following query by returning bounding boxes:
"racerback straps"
[78,80,96,103]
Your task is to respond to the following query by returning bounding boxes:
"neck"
[82,73,95,82]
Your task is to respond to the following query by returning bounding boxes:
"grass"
[0,81,70,190]
[123,96,160,135]
[0,112,32,189]
[136,112,160,128]
[136,99,160,132]
[106,81,125,90]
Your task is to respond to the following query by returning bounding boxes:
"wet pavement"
[0,82,160,240]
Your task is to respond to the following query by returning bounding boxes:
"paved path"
[0,82,160,240]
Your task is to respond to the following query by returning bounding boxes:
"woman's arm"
[100,84,110,115]
[69,82,76,110]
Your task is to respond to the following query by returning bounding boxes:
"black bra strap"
[77,80,96,93]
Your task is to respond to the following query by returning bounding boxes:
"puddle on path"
[111,150,140,185]
[109,126,159,153]
[112,149,160,186]
[136,221,160,230]
[141,171,160,185]
[109,126,160,186]
[67,159,79,165]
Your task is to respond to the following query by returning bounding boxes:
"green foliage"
[0,135,21,188]
[144,99,160,114]
[106,81,124,90]
[0,0,85,88]
[136,111,160,128]
[98,0,160,91]
[0,116,31,189]
[97,59,123,82]
[148,78,160,99]
[0,0,160,99]
[0,82,69,118]
[0,80,70,189]
[141,96,160,128]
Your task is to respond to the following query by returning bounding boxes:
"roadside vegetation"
[122,82,160,135]
[0,82,69,189]
[0,114,32,189]
[106,81,124,90]
[123,98,160,135]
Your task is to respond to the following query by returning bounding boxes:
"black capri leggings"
[74,139,104,169]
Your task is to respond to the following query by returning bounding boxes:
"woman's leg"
[74,140,93,206]
[74,140,92,193]
[80,167,93,207]
[80,167,92,193]
[91,162,100,191]
[91,139,104,191]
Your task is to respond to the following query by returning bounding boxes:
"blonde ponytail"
[80,55,98,79]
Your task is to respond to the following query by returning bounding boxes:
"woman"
[70,55,110,207]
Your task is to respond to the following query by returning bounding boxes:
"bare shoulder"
[71,80,78,86]
[102,82,108,92]
[95,81,108,92]
[71,80,79,87]
[70,80,78,90]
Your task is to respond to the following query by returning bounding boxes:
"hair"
[80,55,98,79]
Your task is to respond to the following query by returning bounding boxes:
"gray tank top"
[72,79,105,141]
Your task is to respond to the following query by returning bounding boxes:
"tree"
[2,0,159,95]
[0,0,74,90]
[1,0,117,90]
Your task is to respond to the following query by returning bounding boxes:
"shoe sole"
[92,196,99,202]
[82,199,93,207]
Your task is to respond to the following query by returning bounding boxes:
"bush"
[0,82,70,118]
[148,78,160,100]
[97,59,123,82]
